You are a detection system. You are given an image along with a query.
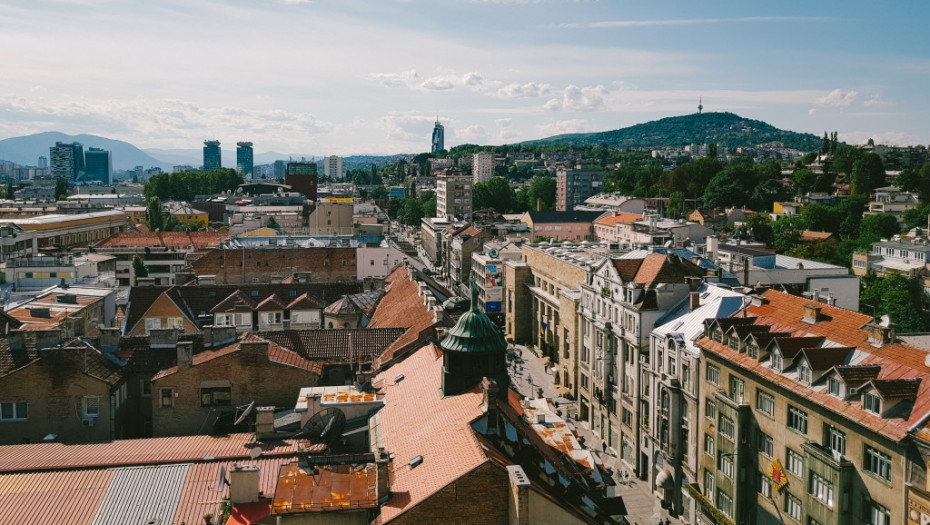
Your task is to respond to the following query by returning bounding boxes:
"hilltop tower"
[698,97,703,114]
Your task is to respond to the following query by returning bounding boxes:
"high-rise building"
[472,151,494,184]
[431,119,444,153]
[285,162,318,201]
[203,140,221,171]
[273,160,286,179]
[555,168,604,211]
[83,148,111,184]
[324,155,343,179]
[37,156,48,169]
[236,142,253,179]
[50,142,84,180]
[436,168,472,220]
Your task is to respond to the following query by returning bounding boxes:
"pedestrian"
[665,518,671,525]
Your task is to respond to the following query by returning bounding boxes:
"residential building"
[236,141,253,179]
[4,254,78,291]
[419,216,452,266]
[436,168,472,220]
[593,212,646,243]
[557,168,604,211]
[471,240,522,314]
[94,231,228,286]
[356,240,406,280]
[164,201,208,227]
[0,209,127,250]
[83,147,111,184]
[203,140,221,171]
[472,151,495,184]
[66,193,142,206]
[285,161,318,201]
[185,246,359,285]
[50,141,84,180]
[866,185,919,223]
[696,290,930,525]
[6,286,116,338]
[521,210,604,242]
[323,155,343,179]
[0,223,37,264]
[445,224,492,292]
[431,119,444,153]
[306,201,354,236]
[577,193,647,215]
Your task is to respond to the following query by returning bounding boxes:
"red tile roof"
[256,328,405,362]
[212,290,258,313]
[152,336,322,381]
[374,344,488,523]
[594,212,644,226]
[95,231,229,248]
[632,253,705,286]
[369,267,445,367]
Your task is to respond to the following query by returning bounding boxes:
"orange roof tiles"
[8,294,102,331]
[369,267,443,366]
[374,344,488,523]
[594,212,644,226]
[95,231,228,248]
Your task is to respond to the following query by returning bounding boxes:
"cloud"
[808,108,817,115]
[368,69,421,87]
[545,16,836,29]
[838,131,918,147]
[368,69,489,93]
[535,119,589,136]
[814,88,858,108]
[496,82,551,99]
[377,112,438,142]
[455,125,487,142]
[544,85,608,111]
[863,94,892,108]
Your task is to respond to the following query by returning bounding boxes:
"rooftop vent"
[409,455,423,469]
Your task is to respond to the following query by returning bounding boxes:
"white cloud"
[368,69,421,87]
[808,108,817,115]
[535,119,589,136]
[863,94,892,108]
[544,85,608,111]
[496,82,551,98]
[814,88,858,108]
[545,16,836,29]
[455,125,488,142]
[838,131,918,147]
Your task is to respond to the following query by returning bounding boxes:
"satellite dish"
[249,447,262,460]
[295,407,346,446]
[216,465,229,492]
[234,401,256,426]
[880,315,891,328]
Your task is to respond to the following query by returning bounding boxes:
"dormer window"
[828,378,843,398]
[771,351,783,373]
[747,342,759,360]
[863,393,881,415]
[728,336,739,350]
[798,363,812,385]
[714,328,723,343]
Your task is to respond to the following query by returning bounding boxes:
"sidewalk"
[508,343,684,525]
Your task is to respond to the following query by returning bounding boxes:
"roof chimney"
[689,291,700,311]
[177,341,193,369]
[229,465,261,504]
[255,406,275,435]
[864,320,896,347]
[802,304,822,324]
[506,465,531,525]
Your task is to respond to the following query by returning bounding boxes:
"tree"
[800,204,842,234]
[473,177,516,213]
[793,169,818,196]
[667,192,687,220]
[744,213,774,246]
[859,214,900,243]
[132,255,149,286]
[903,202,930,230]
[55,177,69,201]
[520,176,556,212]
[370,186,389,200]
[146,197,165,231]
[860,273,930,332]
[772,216,805,253]
[702,171,745,209]
[849,153,885,195]
[266,216,280,229]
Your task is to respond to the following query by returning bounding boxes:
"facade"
[419,216,451,266]
[853,238,930,280]
[445,225,492,292]
[696,290,930,525]
[866,185,920,223]
[521,210,603,242]
[431,119,444,153]
[472,151,495,184]
[436,168,472,220]
[357,241,406,280]
[306,202,354,236]
[1,210,127,250]
[557,169,604,212]
[203,140,221,171]
[593,212,646,243]
[236,141,253,179]
[185,246,359,285]
[324,155,343,179]
[94,231,228,286]
[83,147,111,184]
[50,141,84,180]
[285,162,318,201]
[471,241,522,314]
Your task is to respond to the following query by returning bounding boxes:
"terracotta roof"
[369,267,445,367]
[0,433,297,474]
[374,344,488,523]
[152,336,322,381]
[611,259,643,282]
[632,254,705,286]
[212,289,258,313]
[594,212,644,226]
[0,340,122,385]
[833,365,881,385]
[255,328,405,362]
[801,230,835,242]
[772,336,825,360]
[95,231,228,248]
[288,293,325,310]
[868,378,922,399]
[7,294,103,331]
[255,293,287,311]
[453,225,488,239]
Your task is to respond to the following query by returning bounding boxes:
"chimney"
[255,406,275,435]
[240,341,269,359]
[536,198,542,212]
[202,325,237,348]
[689,291,700,311]
[35,330,61,350]
[99,327,120,350]
[177,341,193,369]
[802,304,822,324]
[149,328,179,348]
[229,465,261,504]
[376,450,393,503]
[685,276,702,291]
[506,465,531,525]
[864,320,896,347]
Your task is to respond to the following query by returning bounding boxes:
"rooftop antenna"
[698,97,703,114]
[234,400,256,426]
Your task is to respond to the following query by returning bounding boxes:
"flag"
[540,321,548,336]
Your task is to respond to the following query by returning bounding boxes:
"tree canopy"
[144,169,242,202]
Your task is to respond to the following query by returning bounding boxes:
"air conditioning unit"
[82,418,95,427]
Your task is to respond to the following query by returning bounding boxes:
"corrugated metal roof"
[652,284,746,356]
[174,458,286,525]
[0,469,115,525]
[92,464,189,525]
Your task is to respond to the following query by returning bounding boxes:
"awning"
[655,468,674,488]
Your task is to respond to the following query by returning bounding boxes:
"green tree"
[132,255,149,286]
[420,191,437,218]
[520,176,556,212]
[702,170,745,209]
[401,199,424,225]
[772,216,805,253]
[667,192,687,220]
[146,197,165,231]
[849,153,885,195]
[793,169,818,196]
[744,213,774,246]
[800,204,842,234]
[266,216,280,229]
[370,186,389,200]
[55,177,69,201]
[859,214,900,243]
[903,203,930,230]
[860,273,930,332]
[473,177,516,213]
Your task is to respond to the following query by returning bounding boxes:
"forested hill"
[521,112,821,151]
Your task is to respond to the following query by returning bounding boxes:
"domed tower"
[440,276,509,397]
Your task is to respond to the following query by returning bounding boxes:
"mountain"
[521,112,822,151]
[0,132,173,171]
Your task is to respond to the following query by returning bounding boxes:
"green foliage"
[800,204,842,234]
[667,192,687,220]
[516,176,556,212]
[859,214,900,244]
[55,177,69,201]
[787,240,843,266]
[146,197,165,231]
[743,213,774,245]
[370,185,389,200]
[266,216,280,229]
[473,177,516,213]
[131,255,148,285]
[860,273,930,332]
[144,169,242,202]
[903,202,930,230]
[849,153,885,195]
[793,169,817,196]
[772,216,805,253]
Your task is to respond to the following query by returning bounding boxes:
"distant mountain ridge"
[521,112,822,151]
[0,132,171,171]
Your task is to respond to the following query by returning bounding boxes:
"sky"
[1,0,928,156]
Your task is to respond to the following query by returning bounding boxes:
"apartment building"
[865,185,919,223]
[436,168,472,220]
[556,169,604,212]
[472,151,495,184]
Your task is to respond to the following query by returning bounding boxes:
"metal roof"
[92,464,189,525]
[652,284,747,356]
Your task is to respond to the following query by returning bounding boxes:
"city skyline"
[0,1,927,155]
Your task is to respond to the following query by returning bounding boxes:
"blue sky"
[1,0,927,156]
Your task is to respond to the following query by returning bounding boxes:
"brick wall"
[389,461,509,525]
[188,247,358,284]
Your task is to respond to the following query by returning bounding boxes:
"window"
[863,393,881,414]
[200,387,231,407]
[788,405,808,435]
[825,425,846,456]
[771,351,783,372]
[798,362,812,385]
[706,364,720,385]
[759,432,773,456]
[705,398,717,421]
[809,472,834,508]
[718,452,734,478]
[787,449,804,477]
[748,342,759,360]
[0,401,28,421]
[704,469,715,497]
[785,493,802,521]
[760,474,772,497]
[144,318,161,333]
[141,380,152,398]
[160,388,175,408]
[729,376,745,403]
[756,390,775,416]
[716,490,733,518]
[868,501,890,525]
[719,414,735,440]
[864,445,892,482]
[828,378,843,397]
[82,396,101,418]
[704,435,715,456]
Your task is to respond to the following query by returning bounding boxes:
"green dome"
[440,309,507,353]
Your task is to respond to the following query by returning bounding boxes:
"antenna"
[215,465,229,492]
[698,97,703,114]
[294,407,347,446]
[234,401,256,426]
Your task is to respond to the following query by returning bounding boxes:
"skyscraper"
[324,155,343,179]
[84,147,111,184]
[431,119,444,153]
[37,156,48,169]
[50,142,84,179]
[203,140,221,171]
[236,142,253,179]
